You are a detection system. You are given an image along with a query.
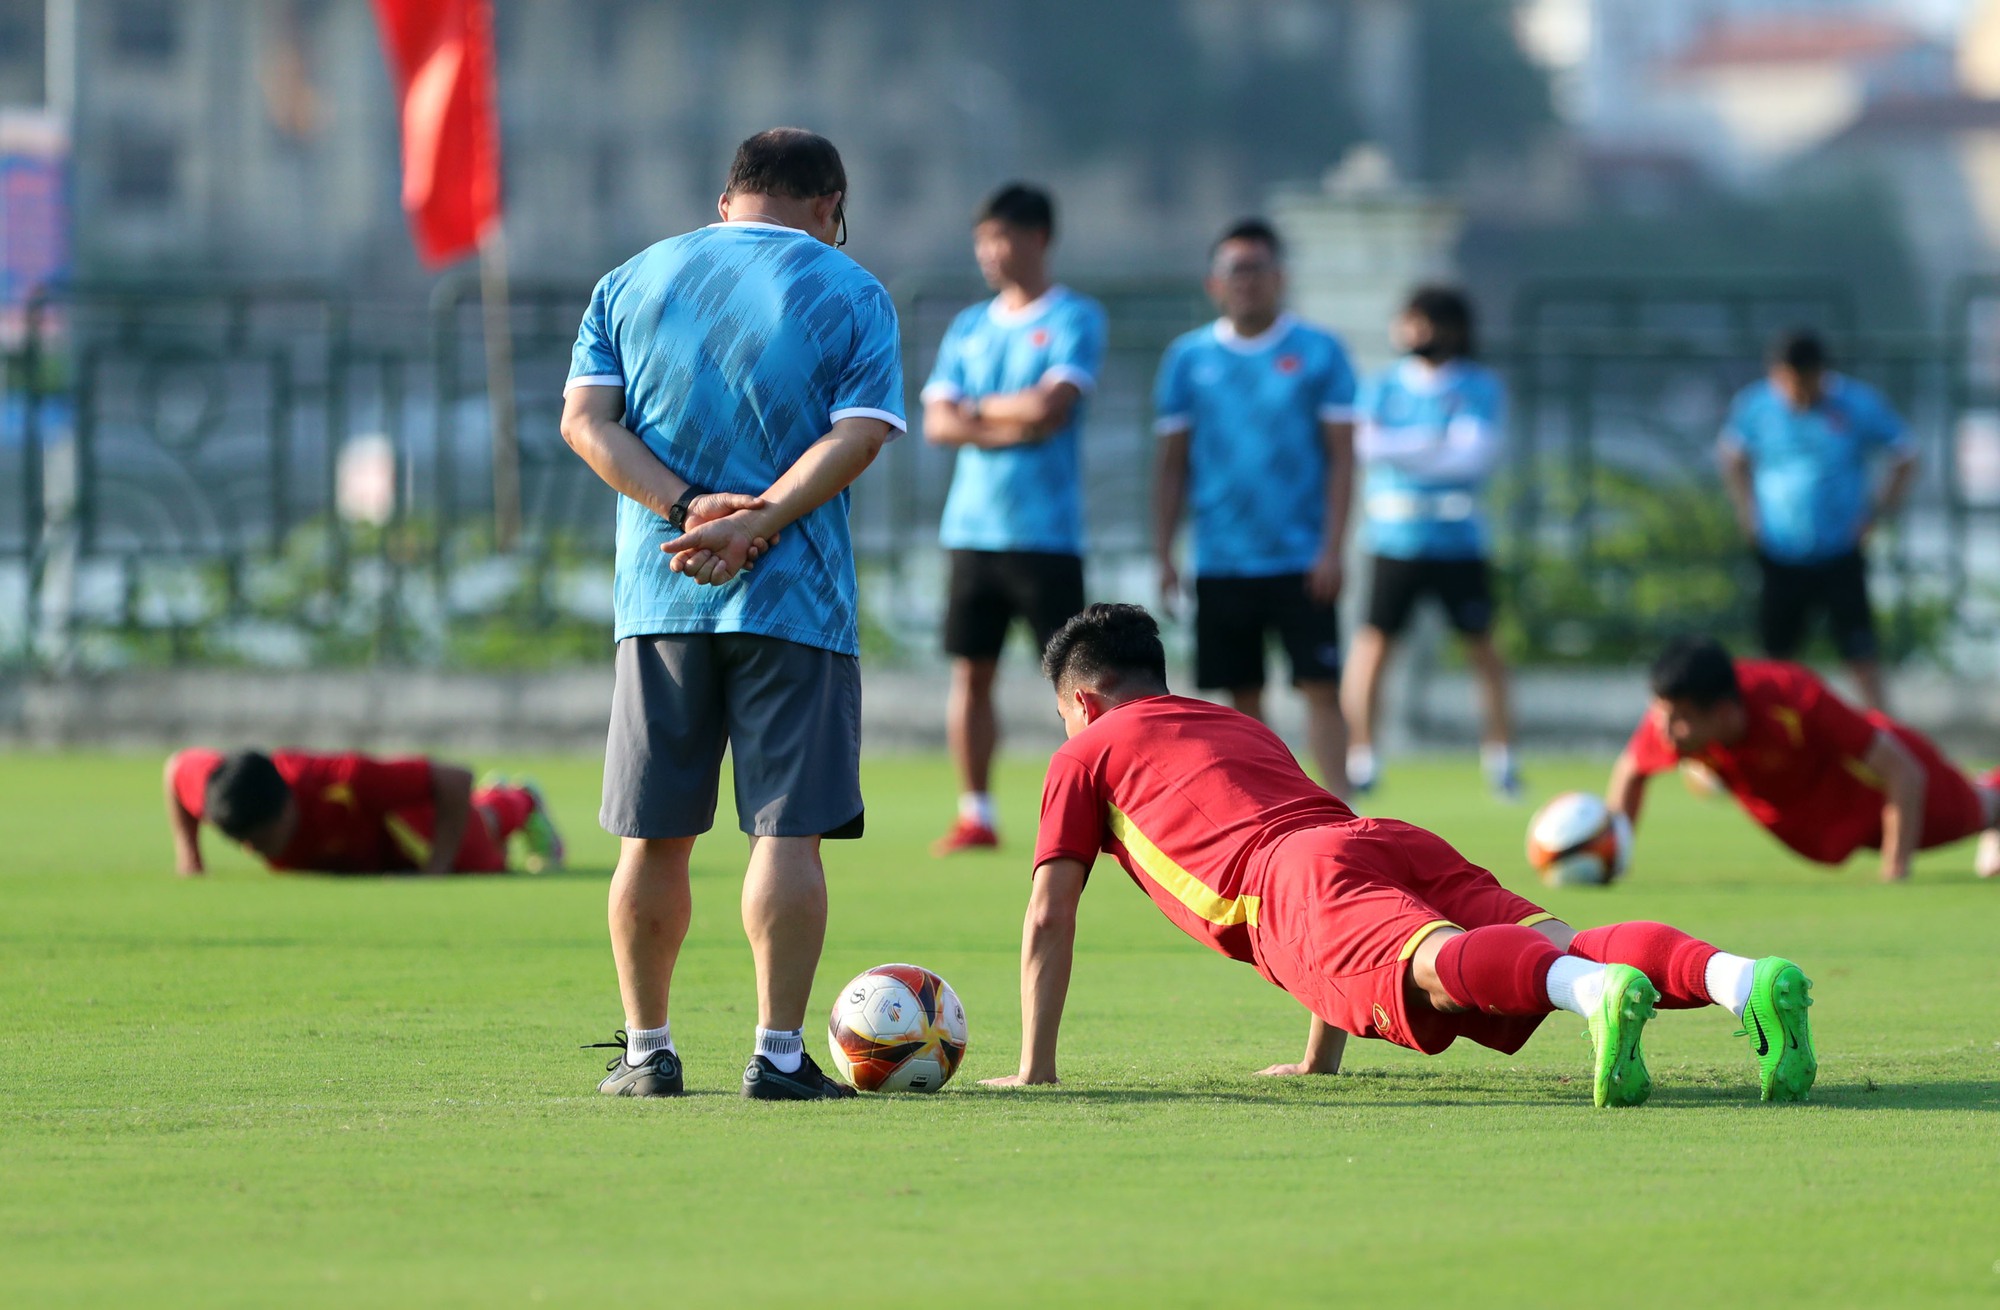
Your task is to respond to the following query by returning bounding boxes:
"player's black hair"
[1649,636,1741,707]
[205,750,293,841]
[1212,217,1283,261]
[1042,603,1170,695]
[724,127,847,200]
[1770,329,1829,375]
[1404,284,1477,360]
[976,183,1055,237]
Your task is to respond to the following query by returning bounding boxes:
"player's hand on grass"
[1880,858,1911,883]
[980,1071,1058,1087]
[1253,1061,1328,1077]
[1306,550,1344,606]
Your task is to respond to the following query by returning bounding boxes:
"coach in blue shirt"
[1720,330,1916,712]
[561,128,904,1101]
[921,184,1106,856]
[1152,217,1356,793]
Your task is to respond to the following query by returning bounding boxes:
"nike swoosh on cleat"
[1750,1013,1770,1057]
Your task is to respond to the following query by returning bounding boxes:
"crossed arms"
[561,385,893,586]
[922,378,1081,452]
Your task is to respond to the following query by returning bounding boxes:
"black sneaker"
[585,1032,684,1097]
[741,1050,856,1101]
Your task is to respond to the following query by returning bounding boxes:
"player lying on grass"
[165,748,564,876]
[1609,636,2000,883]
[981,604,1816,1106]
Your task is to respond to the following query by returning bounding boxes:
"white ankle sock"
[625,1023,675,1066]
[756,1026,805,1073]
[1346,745,1378,786]
[1704,953,1758,1018]
[1545,956,1609,1018]
[1481,743,1516,780]
[959,792,996,829]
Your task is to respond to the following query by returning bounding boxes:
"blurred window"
[109,126,177,208]
[0,0,42,67]
[110,0,178,64]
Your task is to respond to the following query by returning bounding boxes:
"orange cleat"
[932,817,999,856]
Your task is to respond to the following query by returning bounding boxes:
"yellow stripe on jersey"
[1399,920,1458,960]
[1770,706,1804,747]
[1106,804,1260,929]
[1517,911,1559,928]
[1842,757,1884,789]
[385,813,433,867]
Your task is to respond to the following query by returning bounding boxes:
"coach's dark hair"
[1043,603,1169,694]
[1649,637,1741,707]
[1770,328,1829,375]
[725,127,847,200]
[1212,217,1283,261]
[977,183,1055,236]
[205,750,293,841]
[1404,284,1476,360]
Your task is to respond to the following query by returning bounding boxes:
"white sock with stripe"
[959,792,996,830]
[625,1023,675,1066]
[756,1026,804,1074]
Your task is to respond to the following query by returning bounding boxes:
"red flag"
[371,0,501,268]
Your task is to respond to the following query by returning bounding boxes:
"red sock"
[1567,921,1717,1009]
[473,786,536,839]
[1432,925,1562,1015]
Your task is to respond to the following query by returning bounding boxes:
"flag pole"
[478,220,521,552]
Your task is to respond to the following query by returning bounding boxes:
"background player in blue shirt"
[561,129,904,1101]
[922,184,1107,855]
[1720,330,1917,712]
[1342,287,1521,799]
[1152,218,1356,792]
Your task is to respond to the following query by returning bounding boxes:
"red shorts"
[1778,720,1988,865]
[1251,818,1554,1056]
[380,796,512,874]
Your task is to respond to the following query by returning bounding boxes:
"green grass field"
[4,749,1998,1308]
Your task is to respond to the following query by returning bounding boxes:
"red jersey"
[1034,695,1351,964]
[172,749,438,872]
[1624,661,1956,863]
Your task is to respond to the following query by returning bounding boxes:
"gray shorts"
[601,633,864,840]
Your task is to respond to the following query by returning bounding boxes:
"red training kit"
[172,749,531,873]
[1624,660,1987,864]
[1034,696,1555,1055]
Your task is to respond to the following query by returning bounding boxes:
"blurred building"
[0,0,1434,295]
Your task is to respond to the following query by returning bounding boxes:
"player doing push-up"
[983,604,1818,1107]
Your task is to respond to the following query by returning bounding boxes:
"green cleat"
[1739,957,1815,1102]
[1586,963,1659,1108]
[516,777,565,874]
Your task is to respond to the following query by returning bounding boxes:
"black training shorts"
[1364,555,1496,638]
[942,549,1086,662]
[1756,549,1878,662]
[1193,572,1342,691]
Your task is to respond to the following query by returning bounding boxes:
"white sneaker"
[1976,829,2000,880]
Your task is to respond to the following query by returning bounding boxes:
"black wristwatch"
[667,487,702,531]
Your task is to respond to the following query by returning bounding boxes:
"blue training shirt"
[1354,357,1507,561]
[567,220,906,656]
[1152,313,1357,578]
[1720,374,1912,565]
[923,286,1107,555]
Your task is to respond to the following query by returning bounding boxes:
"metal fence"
[4,274,1997,672]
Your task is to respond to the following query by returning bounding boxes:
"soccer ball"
[827,963,969,1093]
[1525,791,1631,887]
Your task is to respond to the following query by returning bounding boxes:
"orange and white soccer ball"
[827,963,969,1093]
[1525,791,1632,887]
